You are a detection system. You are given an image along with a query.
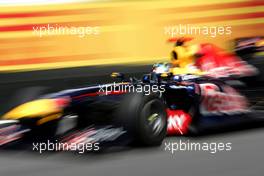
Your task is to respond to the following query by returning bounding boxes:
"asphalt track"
[0,62,264,176]
[0,128,263,176]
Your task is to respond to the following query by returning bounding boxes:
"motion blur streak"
[0,0,263,72]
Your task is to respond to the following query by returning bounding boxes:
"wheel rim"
[147,113,164,135]
[143,100,166,136]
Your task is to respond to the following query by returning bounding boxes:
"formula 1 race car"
[0,63,254,150]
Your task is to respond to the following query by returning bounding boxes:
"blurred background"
[0,0,263,72]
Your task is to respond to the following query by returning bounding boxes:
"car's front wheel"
[116,93,167,146]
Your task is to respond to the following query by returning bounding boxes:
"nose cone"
[2,99,62,120]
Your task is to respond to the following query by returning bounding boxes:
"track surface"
[0,129,263,176]
[0,63,263,176]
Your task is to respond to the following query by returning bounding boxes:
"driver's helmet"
[152,62,172,74]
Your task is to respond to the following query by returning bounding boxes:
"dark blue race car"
[0,63,256,150]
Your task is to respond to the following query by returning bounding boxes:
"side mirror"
[111,72,124,80]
